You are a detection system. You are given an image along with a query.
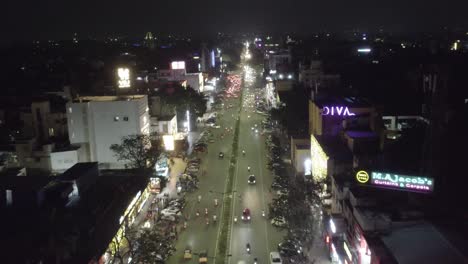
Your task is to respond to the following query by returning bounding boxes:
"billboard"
[356,170,434,193]
[117,68,131,88]
[171,61,186,70]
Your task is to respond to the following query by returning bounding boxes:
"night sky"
[3,0,468,41]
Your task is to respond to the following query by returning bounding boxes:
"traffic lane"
[229,113,270,263]
[166,102,238,264]
[243,107,287,257]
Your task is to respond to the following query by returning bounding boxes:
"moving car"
[269,252,282,264]
[241,208,251,221]
[248,175,256,184]
[198,250,208,263]
[184,247,192,259]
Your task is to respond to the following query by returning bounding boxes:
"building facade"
[66,95,150,168]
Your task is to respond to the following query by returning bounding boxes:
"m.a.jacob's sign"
[355,170,434,193]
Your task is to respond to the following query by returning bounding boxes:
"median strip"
[215,82,243,263]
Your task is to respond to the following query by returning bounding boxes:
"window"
[114,116,120,121]
[123,116,129,121]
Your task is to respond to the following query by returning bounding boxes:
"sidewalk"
[274,130,331,264]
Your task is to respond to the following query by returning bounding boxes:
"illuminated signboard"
[356,170,434,193]
[117,68,131,88]
[356,170,369,183]
[171,61,186,70]
[321,106,355,116]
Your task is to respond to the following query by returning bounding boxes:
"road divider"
[215,88,243,263]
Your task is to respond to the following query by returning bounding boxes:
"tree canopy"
[110,133,162,171]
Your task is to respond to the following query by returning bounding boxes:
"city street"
[227,65,285,264]
[166,84,242,263]
[166,61,286,263]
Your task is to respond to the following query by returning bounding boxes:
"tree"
[154,83,207,117]
[110,133,162,171]
[130,228,175,264]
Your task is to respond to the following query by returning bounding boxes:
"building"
[0,163,148,264]
[66,95,150,168]
[157,62,205,92]
[298,60,340,95]
[150,114,178,135]
[290,136,311,175]
[310,134,353,183]
[15,138,79,174]
[308,96,378,136]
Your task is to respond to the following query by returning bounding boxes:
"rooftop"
[381,222,467,264]
[345,130,378,139]
[314,135,352,161]
[73,95,146,103]
[313,96,372,108]
[57,162,98,182]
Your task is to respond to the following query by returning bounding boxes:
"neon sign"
[356,170,369,183]
[356,170,434,193]
[321,106,355,116]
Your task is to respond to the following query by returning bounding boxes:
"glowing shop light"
[117,68,131,88]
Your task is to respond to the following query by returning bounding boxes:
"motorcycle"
[242,150,246,156]
[206,218,210,225]
[234,216,238,223]
[262,210,266,217]
[247,166,251,172]
[214,199,218,207]
[246,243,251,254]
[213,215,217,223]
[205,208,208,215]
[253,257,258,264]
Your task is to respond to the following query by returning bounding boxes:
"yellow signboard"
[356,170,369,183]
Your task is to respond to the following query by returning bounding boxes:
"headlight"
[253,180,256,183]
[241,216,244,219]
[297,250,301,253]
[248,216,251,220]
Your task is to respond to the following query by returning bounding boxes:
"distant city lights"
[357,48,372,53]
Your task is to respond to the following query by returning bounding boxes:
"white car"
[161,208,181,216]
[271,217,287,227]
[270,252,282,264]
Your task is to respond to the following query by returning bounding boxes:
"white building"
[156,64,205,92]
[66,95,150,168]
[150,114,178,135]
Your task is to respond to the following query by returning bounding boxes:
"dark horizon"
[3,0,468,43]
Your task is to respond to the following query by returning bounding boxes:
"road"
[167,61,285,263]
[227,65,285,264]
[166,78,242,263]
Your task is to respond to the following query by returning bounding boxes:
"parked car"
[271,217,287,228]
[269,252,282,264]
[278,240,303,257]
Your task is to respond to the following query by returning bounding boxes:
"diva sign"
[321,106,355,116]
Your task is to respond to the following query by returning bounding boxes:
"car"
[198,250,208,263]
[160,215,177,222]
[278,240,303,257]
[270,252,282,264]
[241,208,251,221]
[184,248,193,259]
[271,217,287,228]
[248,175,256,184]
[218,152,224,158]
